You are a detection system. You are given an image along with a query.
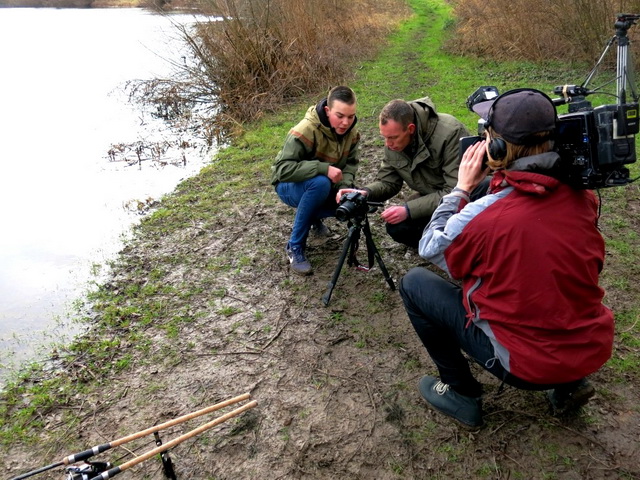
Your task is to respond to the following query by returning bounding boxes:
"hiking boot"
[286,243,312,275]
[310,219,331,237]
[547,378,595,415]
[418,375,483,428]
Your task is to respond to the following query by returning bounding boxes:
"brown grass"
[127,0,411,140]
[449,0,640,65]
[193,0,409,121]
[0,0,156,6]
[0,0,91,5]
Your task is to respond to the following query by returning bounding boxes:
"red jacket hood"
[490,152,562,196]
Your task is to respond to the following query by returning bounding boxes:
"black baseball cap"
[472,89,557,145]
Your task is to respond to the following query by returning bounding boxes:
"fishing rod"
[91,400,257,479]
[10,393,255,480]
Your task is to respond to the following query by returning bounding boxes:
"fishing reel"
[64,462,111,480]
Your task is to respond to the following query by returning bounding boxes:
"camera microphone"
[553,84,591,97]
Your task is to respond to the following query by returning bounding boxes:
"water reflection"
[0,7,213,383]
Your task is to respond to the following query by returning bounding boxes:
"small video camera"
[459,135,489,170]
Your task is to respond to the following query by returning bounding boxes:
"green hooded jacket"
[271,100,360,190]
[365,96,469,220]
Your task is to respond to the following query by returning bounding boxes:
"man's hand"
[381,205,408,224]
[335,188,368,203]
[327,166,344,184]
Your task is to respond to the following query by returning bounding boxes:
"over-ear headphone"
[487,136,507,160]
[484,88,556,161]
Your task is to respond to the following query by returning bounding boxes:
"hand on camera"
[335,188,368,204]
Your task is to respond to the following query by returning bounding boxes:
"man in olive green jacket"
[272,86,360,275]
[338,96,475,248]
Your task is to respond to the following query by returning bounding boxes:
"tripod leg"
[322,225,358,306]
[363,221,396,291]
[373,247,396,291]
[154,432,177,480]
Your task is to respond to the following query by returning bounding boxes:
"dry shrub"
[449,0,640,65]
[0,0,92,5]
[192,0,409,127]
[128,0,410,141]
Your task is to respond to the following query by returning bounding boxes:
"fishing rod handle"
[64,444,111,464]
[111,392,251,447]
[96,400,258,479]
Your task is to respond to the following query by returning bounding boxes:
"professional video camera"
[466,13,640,190]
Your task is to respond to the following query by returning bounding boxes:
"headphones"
[483,88,556,161]
[487,136,507,161]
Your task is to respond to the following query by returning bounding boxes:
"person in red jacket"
[399,88,614,428]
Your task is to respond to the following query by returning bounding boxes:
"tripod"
[558,13,640,112]
[322,212,395,306]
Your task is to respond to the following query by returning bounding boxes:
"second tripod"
[322,212,395,306]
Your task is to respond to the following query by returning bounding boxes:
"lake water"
[0,7,213,384]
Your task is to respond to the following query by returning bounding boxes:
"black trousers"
[386,217,430,249]
[399,267,585,397]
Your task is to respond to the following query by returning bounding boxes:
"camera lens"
[335,201,356,222]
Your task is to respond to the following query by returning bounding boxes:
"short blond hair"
[379,99,414,129]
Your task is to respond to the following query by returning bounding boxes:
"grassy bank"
[1,0,639,478]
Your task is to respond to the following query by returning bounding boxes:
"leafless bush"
[449,0,640,65]
[127,0,409,142]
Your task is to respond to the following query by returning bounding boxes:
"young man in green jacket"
[338,97,477,249]
[271,86,360,275]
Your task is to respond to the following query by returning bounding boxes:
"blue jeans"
[275,176,337,250]
[399,267,582,397]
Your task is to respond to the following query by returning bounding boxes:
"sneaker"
[418,375,483,428]
[286,244,312,275]
[547,378,595,415]
[310,219,331,237]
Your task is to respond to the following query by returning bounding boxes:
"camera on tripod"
[322,191,394,305]
[466,13,640,190]
[335,191,370,221]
